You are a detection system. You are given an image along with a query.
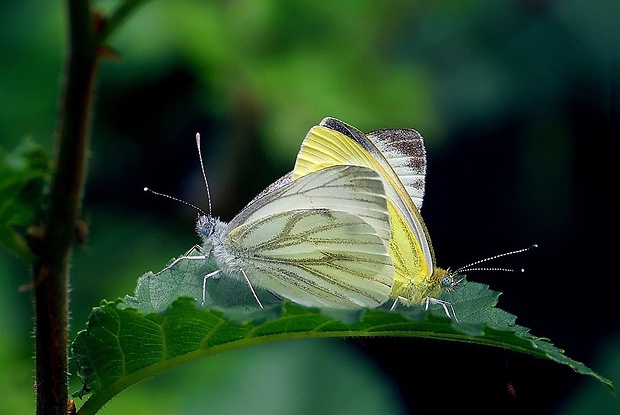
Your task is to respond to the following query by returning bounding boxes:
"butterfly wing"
[244,171,293,208]
[363,127,426,209]
[292,118,440,304]
[226,208,393,308]
[294,124,427,236]
[317,117,426,209]
[229,165,391,252]
[223,165,393,308]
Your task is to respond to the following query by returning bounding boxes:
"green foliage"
[0,139,50,262]
[71,254,614,414]
[2,1,616,414]
[124,249,280,312]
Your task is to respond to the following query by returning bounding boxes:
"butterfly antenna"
[143,187,207,216]
[454,244,538,274]
[195,133,212,216]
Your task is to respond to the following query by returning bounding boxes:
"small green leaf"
[72,257,614,414]
[124,249,282,312]
[0,138,50,262]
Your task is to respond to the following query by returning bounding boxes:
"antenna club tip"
[143,187,149,192]
[531,244,539,248]
[519,268,525,272]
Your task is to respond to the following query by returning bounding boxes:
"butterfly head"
[196,214,217,240]
[439,270,464,293]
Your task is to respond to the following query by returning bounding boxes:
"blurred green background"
[1,0,618,414]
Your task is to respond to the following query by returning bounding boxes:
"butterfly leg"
[390,297,458,321]
[155,244,208,275]
[423,297,459,322]
[240,268,264,309]
[202,269,221,305]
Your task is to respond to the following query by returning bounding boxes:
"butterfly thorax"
[196,214,246,278]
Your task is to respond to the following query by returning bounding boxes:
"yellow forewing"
[293,119,443,306]
[294,126,415,215]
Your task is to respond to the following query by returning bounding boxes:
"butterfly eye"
[440,275,453,288]
[196,215,215,238]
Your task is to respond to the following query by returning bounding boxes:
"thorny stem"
[33,1,96,414]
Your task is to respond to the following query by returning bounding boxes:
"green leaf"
[124,249,282,312]
[72,256,614,414]
[0,138,50,262]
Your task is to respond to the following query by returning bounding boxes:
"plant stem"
[33,1,96,414]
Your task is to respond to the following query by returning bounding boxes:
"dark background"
[1,1,617,414]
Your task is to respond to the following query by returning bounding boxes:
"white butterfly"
[150,134,395,309]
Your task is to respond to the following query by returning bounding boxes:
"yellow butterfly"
[293,118,536,319]
[293,117,461,317]
[148,134,394,309]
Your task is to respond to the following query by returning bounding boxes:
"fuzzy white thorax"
[195,214,243,280]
